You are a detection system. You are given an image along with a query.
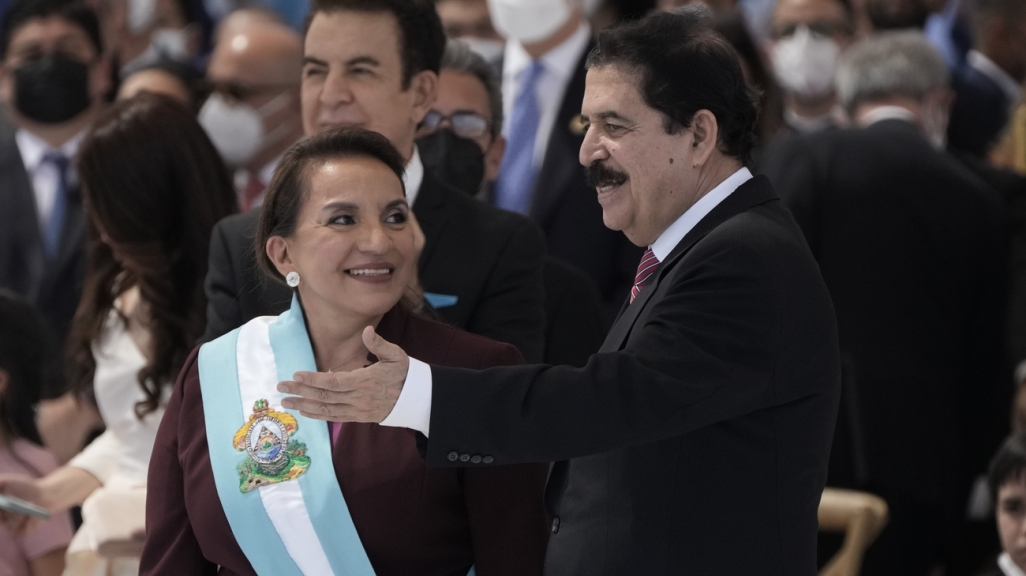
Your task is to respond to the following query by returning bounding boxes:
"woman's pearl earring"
[286,271,300,288]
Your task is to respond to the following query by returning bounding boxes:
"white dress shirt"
[404,145,424,207]
[501,22,591,169]
[1000,552,1026,576]
[856,105,919,128]
[968,49,1022,109]
[15,128,85,230]
[380,167,754,436]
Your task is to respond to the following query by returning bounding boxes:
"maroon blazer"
[140,305,549,575]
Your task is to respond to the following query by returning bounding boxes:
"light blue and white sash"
[198,295,376,576]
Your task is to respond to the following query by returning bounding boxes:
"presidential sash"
[198,295,376,576]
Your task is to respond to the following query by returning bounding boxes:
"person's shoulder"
[401,309,523,369]
[0,439,61,476]
[214,208,259,236]
[423,174,539,235]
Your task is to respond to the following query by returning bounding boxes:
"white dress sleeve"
[68,430,120,485]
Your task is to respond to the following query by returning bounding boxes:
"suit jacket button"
[471,455,482,464]
[551,517,560,534]
[460,453,471,463]
[447,451,459,462]
[482,456,494,464]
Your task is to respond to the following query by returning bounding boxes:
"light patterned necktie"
[494,60,545,215]
[630,248,660,303]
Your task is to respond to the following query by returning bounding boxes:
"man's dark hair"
[256,128,408,285]
[0,0,103,60]
[988,431,1026,506]
[586,6,760,163]
[304,0,445,89]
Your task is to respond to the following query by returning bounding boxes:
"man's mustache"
[585,161,628,189]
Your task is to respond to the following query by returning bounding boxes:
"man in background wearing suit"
[0,0,107,372]
[203,0,547,362]
[417,38,605,367]
[488,0,640,320]
[280,8,842,574]
[761,32,1008,576]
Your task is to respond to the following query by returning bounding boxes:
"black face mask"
[417,129,487,197]
[14,54,91,124]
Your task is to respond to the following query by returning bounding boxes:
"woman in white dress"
[0,93,236,575]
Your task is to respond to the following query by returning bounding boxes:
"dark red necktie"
[239,175,265,213]
[631,248,659,303]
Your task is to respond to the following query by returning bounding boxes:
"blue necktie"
[494,60,545,215]
[42,152,70,258]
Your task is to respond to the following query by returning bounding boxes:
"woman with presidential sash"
[140,128,548,576]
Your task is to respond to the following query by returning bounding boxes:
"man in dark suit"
[0,0,108,381]
[280,8,841,574]
[946,0,1026,158]
[761,32,1008,575]
[203,0,547,363]
[486,0,640,321]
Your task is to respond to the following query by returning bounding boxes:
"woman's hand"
[0,474,48,536]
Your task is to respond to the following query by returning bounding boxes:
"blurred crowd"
[0,0,1025,574]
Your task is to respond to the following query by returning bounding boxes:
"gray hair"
[440,39,504,139]
[835,31,950,115]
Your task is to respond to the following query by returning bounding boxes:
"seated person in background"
[417,39,604,367]
[0,290,73,576]
[0,94,237,576]
[141,128,548,576]
[981,431,1026,576]
[116,60,199,110]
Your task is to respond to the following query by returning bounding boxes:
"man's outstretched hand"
[278,326,409,422]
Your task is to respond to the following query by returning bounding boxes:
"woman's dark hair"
[989,431,1026,506]
[0,290,49,448]
[255,128,407,284]
[68,93,236,417]
[0,0,103,59]
[586,5,760,163]
[304,0,445,89]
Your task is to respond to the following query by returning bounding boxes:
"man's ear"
[408,70,438,125]
[689,109,720,168]
[485,135,506,183]
[266,236,295,279]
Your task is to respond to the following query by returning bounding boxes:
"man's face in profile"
[578,65,703,247]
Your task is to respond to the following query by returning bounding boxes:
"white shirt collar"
[404,145,424,207]
[14,128,84,173]
[968,50,1022,106]
[503,21,591,87]
[857,105,919,127]
[783,107,838,134]
[650,167,753,262]
[999,552,1026,576]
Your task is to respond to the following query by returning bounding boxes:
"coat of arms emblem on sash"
[233,399,310,492]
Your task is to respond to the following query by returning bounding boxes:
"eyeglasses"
[419,110,492,139]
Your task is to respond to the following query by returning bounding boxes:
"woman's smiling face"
[275,155,415,320]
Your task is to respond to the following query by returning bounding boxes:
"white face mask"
[198,92,294,167]
[459,37,505,63]
[151,27,190,61]
[488,0,573,44]
[771,25,840,100]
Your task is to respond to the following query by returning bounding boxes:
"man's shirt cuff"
[379,357,432,437]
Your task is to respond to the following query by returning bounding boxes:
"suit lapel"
[528,43,592,226]
[599,176,779,353]
[0,135,46,300]
[411,172,451,274]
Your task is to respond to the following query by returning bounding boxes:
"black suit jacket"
[493,43,642,323]
[761,120,1008,571]
[425,176,840,575]
[948,62,1013,158]
[0,130,85,395]
[203,170,547,362]
[540,256,604,367]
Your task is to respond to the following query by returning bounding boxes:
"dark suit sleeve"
[464,220,547,364]
[140,350,218,576]
[203,219,243,342]
[462,343,548,576]
[425,231,822,466]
